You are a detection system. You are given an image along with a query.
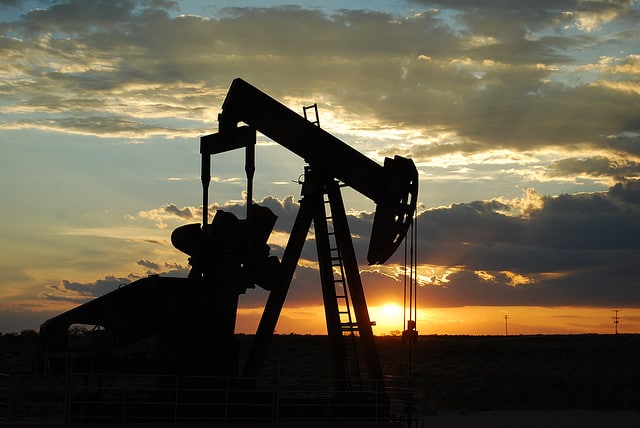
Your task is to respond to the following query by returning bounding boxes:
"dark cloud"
[141,0,178,10]
[548,156,640,179]
[39,178,640,310]
[164,203,193,219]
[162,262,190,277]
[413,180,640,307]
[12,116,188,139]
[1,0,636,171]
[410,0,632,25]
[44,275,131,302]
[43,261,190,303]
[184,179,640,308]
[136,258,159,270]
[142,239,165,245]
[609,180,640,204]
[419,264,640,308]
[0,0,21,9]
[176,180,640,309]
[420,181,640,261]
[21,0,136,33]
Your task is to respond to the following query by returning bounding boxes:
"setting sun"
[381,303,403,319]
[369,303,405,335]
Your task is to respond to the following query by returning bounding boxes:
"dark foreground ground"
[243,333,640,412]
[388,334,640,412]
[258,334,640,427]
[2,331,639,413]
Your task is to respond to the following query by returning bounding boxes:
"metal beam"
[242,194,314,380]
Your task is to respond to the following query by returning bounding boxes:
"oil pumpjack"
[40,79,418,393]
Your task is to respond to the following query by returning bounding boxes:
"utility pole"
[613,309,620,335]
[504,314,509,336]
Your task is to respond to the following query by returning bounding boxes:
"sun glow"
[369,303,405,336]
[381,303,403,319]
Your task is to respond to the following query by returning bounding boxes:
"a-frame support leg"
[243,173,384,391]
[243,195,314,380]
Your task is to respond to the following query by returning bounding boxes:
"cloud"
[548,156,640,180]
[163,203,194,219]
[3,1,639,321]
[413,179,640,307]
[130,176,640,308]
[42,261,190,303]
[419,181,640,262]
[1,0,637,176]
[124,178,640,310]
[44,275,131,303]
[36,177,640,314]
[0,0,21,10]
[410,0,634,33]
[137,203,197,226]
[136,258,159,270]
[609,179,640,204]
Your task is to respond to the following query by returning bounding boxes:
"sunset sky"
[1,0,639,336]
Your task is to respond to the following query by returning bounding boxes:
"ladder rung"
[341,322,357,331]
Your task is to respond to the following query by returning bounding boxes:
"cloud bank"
[43,181,640,309]
[1,0,638,183]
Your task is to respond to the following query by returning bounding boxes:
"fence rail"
[4,372,423,426]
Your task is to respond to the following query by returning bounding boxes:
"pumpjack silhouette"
[39,79,418,417]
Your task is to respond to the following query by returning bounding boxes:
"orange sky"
[235,304,640,336]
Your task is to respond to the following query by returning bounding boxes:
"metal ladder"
[323,196,362,383]
[304,103,362,384]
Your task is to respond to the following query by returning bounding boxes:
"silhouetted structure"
[38,79,418,421]
[402,217,419,344]
[504,314,510,336]
[613,309,620,334]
